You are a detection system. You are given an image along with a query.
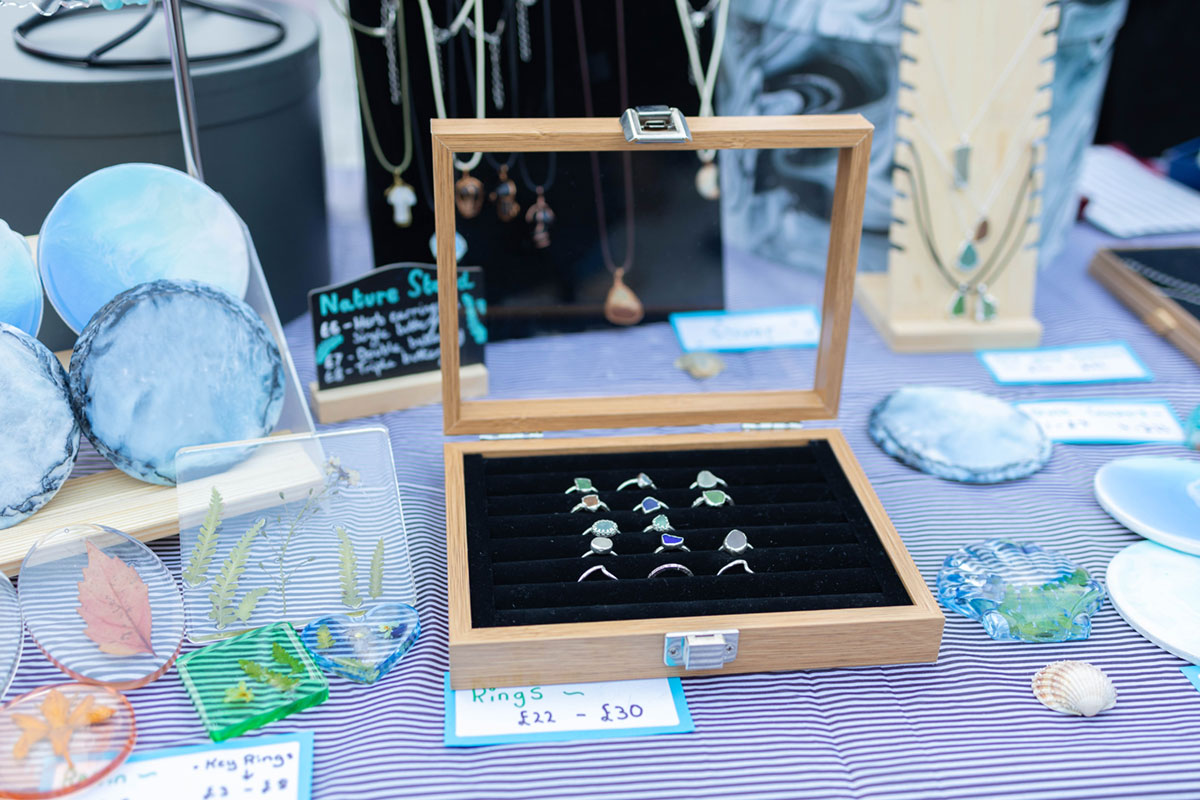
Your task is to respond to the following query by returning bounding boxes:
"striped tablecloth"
[8,224,1200,800]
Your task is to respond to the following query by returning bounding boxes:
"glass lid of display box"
[430,115,872,435]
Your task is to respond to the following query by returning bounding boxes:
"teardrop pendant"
[525,186,556,249]
[604,267,644,326]
[974,218,989,241]
[975,283,998,322]
[956,240,979,270]
[948,284,969,318]
[695,161,720,200]
[455,170,485,218]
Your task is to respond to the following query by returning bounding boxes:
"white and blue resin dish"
[1107,540,1200,664]
[0,322,80,529]
[38,163,250,333]
[937,538,1105,642]
[300,603,420,684]
[1095,456,1200,556]
[869,386,1052,483]
[0,220,43,335]
[69,279,284,485]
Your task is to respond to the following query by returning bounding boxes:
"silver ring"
[653,533,690,554]
[565,477,596,494]
[692,489,734,508]
[688,470,727,490]
[634,496,670,514]
[578,564,619,581]
[717,559,754,575]
[648,563,693,578]
[616,472,657,491]
[643,514,673,533]
[582,536,616,557]
[571,494,610,513]
[719,529,754,556]
[582,519,620,537]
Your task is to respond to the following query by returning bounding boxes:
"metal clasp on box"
[621,106,692,144]
[664,630,739,670]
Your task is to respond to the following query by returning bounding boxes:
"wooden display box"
[433,115,944,689]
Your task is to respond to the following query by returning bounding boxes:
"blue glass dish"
[300,603,420,684]
[937,539,1105,642]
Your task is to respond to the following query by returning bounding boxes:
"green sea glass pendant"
[177,622,328,742]
[948,285,969,318]
[956,240,978,270]
[975,285,998,322]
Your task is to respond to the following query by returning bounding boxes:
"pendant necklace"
[416,0,487,218]
[673,0,730,200]
[515,0,556,248]
[913,5,1052,270]
[573,0,642,326]
[460,2,520,223]
[515,0,536,63]
[342,0,416,227]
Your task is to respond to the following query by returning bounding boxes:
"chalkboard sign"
[308,263,486,391]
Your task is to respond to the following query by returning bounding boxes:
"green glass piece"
[957,241,978,270]
[177,622,328,742]
[978,293,998,321]
[573,477,594,492]
[703,490,725,505]
[949,292,967,317]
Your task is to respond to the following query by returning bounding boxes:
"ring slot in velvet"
[464,443,911,628]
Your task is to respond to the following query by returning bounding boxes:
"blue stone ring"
[617,472,656,491]
[634,496,670,514]
[571,494,610,513]
[654,533,690,554]
[643,514,673,533]
[582,536,617,557]
[565,477,596,494]
[689,470,727,490]
[692,489,734,508]
[717,559,754,575]
[582,519,620,537]
[578,564,618,582]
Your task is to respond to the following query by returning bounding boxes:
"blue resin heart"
[1095,456,1200,556]
[300,603,420,684]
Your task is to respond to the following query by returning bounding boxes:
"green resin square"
[178,622,328,742]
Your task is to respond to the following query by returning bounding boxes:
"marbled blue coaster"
[69,279,284,485]
[0,220,43,335]
[0,323,79,528]
[1095,456,1200,556]
[869,386,1052,483]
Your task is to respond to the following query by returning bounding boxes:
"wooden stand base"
[856,273,1042,353]
[1,437,325,577]
[309,363,489,424]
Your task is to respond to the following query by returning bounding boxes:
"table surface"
[8,223,1200,800]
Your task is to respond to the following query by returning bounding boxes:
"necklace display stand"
[856,0,1057,352]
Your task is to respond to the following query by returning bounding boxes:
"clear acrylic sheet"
[176,427,416,642]
[0,573,21,702]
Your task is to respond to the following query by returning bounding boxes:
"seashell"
[674,351,725,380]
[1032,660,1117,717]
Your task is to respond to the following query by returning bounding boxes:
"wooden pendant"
[489,165,521,222]
[455,170,485,218]
[603,267,644,326]
[525,187,556,249]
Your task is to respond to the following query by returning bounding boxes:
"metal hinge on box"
[664,629,739,670]
[479,432,544,440]
[621,106,692,143]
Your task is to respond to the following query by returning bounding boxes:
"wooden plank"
[444,431,944,689]
[3,438,326,577]
[309,364,488,424]
[1089,249,1200,367]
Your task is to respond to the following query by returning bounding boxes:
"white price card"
[978,341,1152,385]
[1015,399,1185,444]
[670,306,821,352]
[69,732,312,800]
[443,674,693,746]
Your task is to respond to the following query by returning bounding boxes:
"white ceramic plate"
[1095,456,1200,556]
[1106,540,1200,664]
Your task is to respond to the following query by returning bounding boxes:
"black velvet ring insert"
[464,442,913,628]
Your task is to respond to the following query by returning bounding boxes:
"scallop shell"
[1032,660,1117,717]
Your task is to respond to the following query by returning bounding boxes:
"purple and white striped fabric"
[7,224,1200,799]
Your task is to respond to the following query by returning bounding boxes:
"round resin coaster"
[869,386,1052,483]
[1095,456,1200,556]
[0,574,21,702]
[937,538,1106,642]
[1107,540,1200,664]
[0,683,135,799]
[0,323,80,530]
[37,163,249,333]
[19,525,185,690]
[69,279,284,485]
[0,221,43,336]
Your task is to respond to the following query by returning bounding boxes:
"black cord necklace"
[516,0,556,248]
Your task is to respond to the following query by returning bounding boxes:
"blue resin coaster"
[300,603,420,684]
[38,163,250,333]
[0,221,43,335]
[0,323,79,529]
[937,538,1105,642]
[69,279,284,485]
[869,386,1052,483]
[1095,456,1200,557]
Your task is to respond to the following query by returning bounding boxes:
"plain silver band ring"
[578,565,618,581]
[648,563,694,578]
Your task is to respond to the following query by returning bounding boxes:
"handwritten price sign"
[1015,400,1184,444]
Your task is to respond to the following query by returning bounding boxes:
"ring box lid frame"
[431,115,944,689]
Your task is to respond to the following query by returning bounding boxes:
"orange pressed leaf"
[76,540,156,657]
[9,689,115,770]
